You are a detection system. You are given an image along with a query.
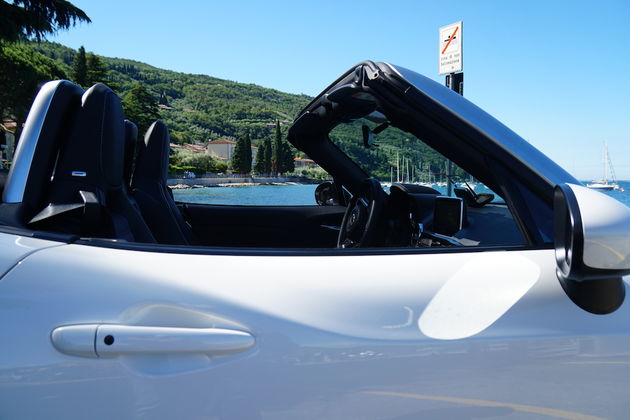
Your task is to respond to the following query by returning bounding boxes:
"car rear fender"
[0,232,69,280]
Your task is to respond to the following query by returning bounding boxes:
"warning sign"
[439,21,463,75]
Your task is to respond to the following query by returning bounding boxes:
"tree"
[0,42,66,140]
[86,52,107,86]
[0,0,90,43]
[122,83,159,135]
[271,120,282,174]
[158,91,169,106]
[280,142,295,174]
[243,132,252,171]
[254,136,273,175]
[72,48,109,89]
[253,138,268,174]
[169,150,221,176]
[70,45,86,86]
[269,121,294,175]
[263,137,272,174]
[230,134,251,174]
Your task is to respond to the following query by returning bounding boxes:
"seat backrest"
[0,80,84,227]
[131,120,197,245]
[123,119,140,190]
[28,83,155,242]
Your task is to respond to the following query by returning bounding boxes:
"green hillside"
[27,41,447,180]
[29,41,310,143]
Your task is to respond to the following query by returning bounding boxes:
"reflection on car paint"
[362,391,607,420]
[419,253,540,339]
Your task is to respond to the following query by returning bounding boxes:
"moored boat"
[587,141,621,191]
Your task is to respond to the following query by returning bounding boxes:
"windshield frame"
[288,61,575,244]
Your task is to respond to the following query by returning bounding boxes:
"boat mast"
[602,140,608,183]
[605,140,617,183]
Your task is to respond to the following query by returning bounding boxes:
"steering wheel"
[337,178,386,248]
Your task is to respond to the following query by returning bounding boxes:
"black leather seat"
[0,80,84,228]
[28,83,155,242]
[123,119,140,189]
[131,120,197,245]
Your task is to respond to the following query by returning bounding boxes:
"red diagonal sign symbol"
[441,26,459,55]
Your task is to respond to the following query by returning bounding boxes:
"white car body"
[1,61,630,419]
[1,239,629,419]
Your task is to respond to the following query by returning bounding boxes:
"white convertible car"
[1,61,630,419]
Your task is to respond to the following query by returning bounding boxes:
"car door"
[1,237,630,420]
[182,203,345,247]
[172,178,346,248]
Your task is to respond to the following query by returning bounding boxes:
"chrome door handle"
[51,324,255,358]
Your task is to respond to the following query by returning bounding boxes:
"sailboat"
[587,141,621,191]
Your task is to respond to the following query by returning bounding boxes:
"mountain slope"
[30,41,447,179]
[30,41,310,143]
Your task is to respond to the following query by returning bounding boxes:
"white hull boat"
[587,141,621,191]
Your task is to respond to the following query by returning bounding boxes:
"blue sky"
[50,0,630,179]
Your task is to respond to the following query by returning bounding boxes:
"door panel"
[182,203,345,247]
[1,242,629,419]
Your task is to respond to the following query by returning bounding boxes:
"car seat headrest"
[51,83,125,203]
[133,120,170,184]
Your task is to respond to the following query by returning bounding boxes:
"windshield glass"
[329,118,503,201]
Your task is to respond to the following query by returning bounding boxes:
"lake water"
[173,184,320,205]
[597,181,630,206]
[172,181,630,207]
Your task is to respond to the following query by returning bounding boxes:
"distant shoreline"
[170,181,307,189]
[166,175,319,189]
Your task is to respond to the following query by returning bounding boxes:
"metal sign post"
[446,72,464,95]
[439,21,464,196]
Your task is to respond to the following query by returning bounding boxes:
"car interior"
[0,79,528,251]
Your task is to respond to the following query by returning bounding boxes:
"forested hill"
[29,41,311,144]
[28,41,447,180]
